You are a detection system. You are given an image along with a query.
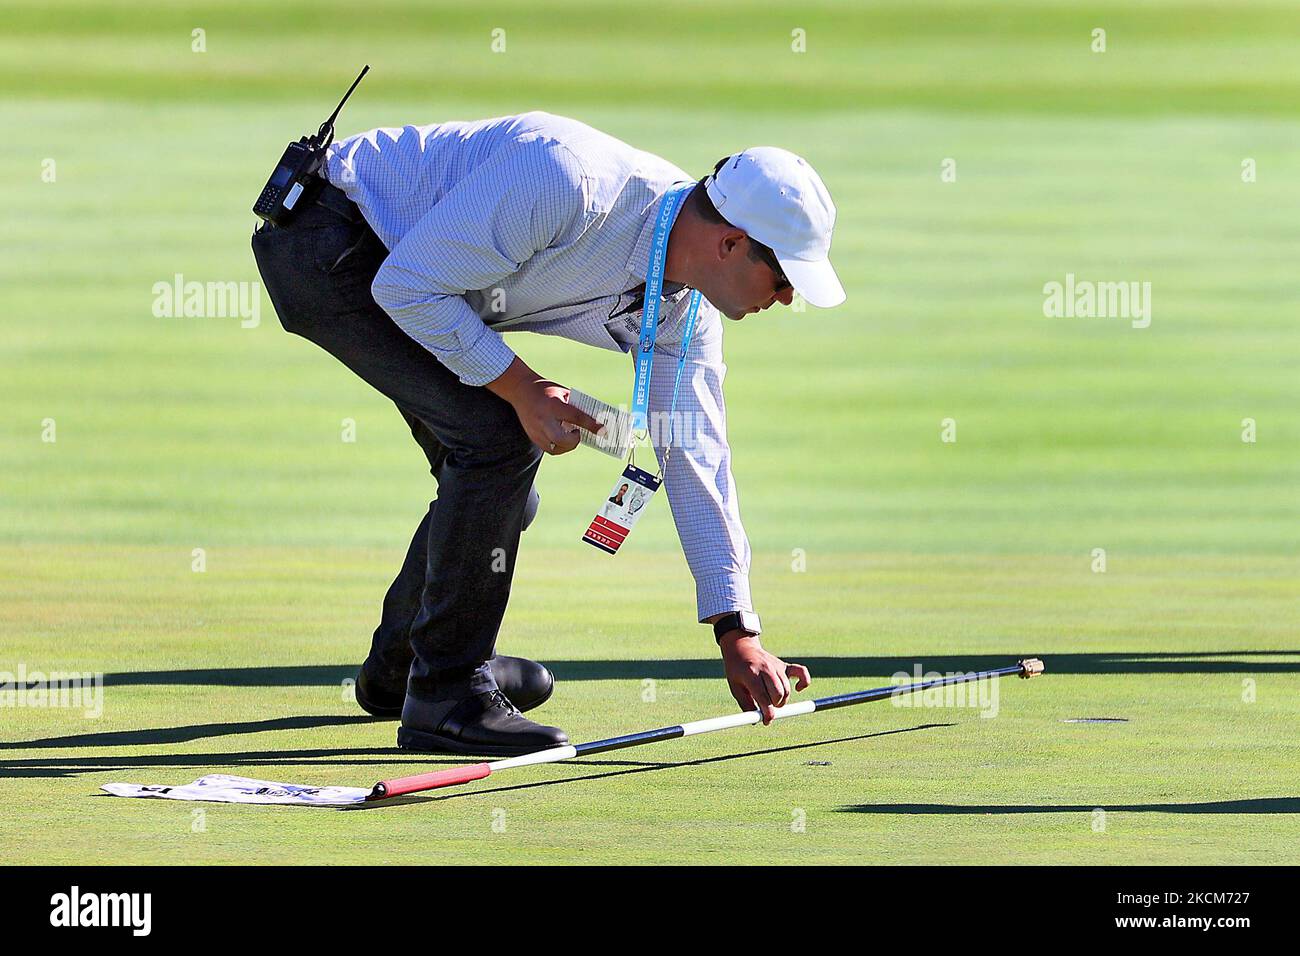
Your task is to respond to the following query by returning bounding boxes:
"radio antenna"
[315,65,370,148]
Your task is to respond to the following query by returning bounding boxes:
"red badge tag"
[582,464,662,555]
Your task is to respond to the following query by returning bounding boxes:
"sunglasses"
[749,239,791,292]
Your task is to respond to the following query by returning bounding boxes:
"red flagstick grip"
[370,762,491,799]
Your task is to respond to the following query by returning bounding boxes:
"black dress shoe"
[397,690,569,757]
[486,655,555,712]
[355,655,555,719]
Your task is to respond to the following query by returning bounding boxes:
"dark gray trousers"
[251,183,541,701]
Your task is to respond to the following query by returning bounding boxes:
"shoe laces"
[487,689,520,715]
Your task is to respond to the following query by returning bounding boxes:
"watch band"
[713,610,762,644]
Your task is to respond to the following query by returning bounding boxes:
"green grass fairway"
[2,1,1298,864]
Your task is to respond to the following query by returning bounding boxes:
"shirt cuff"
[443,325,517,387]
[695,572,753,622]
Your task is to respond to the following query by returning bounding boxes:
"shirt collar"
[625,182,693,294]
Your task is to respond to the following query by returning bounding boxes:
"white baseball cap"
[704,147,845,308]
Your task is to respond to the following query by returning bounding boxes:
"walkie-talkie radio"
[253,65,370,225]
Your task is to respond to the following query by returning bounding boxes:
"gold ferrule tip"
[1018,658,1045,678]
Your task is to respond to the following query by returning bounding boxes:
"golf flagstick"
[368,658,1045,800]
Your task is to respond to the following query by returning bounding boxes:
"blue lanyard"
[631,183,703,437]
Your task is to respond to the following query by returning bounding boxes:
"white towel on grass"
[102,773,370,806]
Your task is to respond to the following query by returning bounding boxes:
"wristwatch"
[712,610,762,644]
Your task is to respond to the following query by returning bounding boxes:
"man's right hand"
[719,632,812,725]
[486,356,603,455]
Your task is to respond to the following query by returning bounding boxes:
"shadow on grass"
[837,798,1300,815]
[7,648,1291,754]
[0,745,442,779]
[0,721,955,787]
[73,651,1300,690]
[0,714,378,751]
[344,723,956,811]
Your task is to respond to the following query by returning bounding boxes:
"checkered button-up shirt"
[323,111,751,620]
